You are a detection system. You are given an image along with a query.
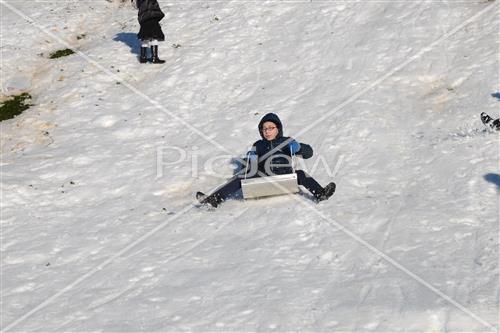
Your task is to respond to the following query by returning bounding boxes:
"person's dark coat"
[137,0,165,41]
[251,113,313,176]
[137,0,164,24]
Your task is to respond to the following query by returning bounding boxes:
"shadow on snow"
[114,32,140,56]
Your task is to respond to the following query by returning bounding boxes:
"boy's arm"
[282,137,314,159]
[297,142,313,159]
[248,141,260,156]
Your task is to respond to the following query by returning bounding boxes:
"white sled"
[240,146,301,200]
[241,173,299,199]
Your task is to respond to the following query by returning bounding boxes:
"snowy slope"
[1,0,499,331]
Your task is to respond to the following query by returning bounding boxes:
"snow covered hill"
[1,0,499,331]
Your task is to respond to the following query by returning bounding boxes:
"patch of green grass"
[49,48,75,59]
[0,93,33,122]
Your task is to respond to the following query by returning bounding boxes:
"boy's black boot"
[481,112,500,130]
[481,112,494,125]
[139,47,148,63]
[151,45,165,64]
[316,182,336,202]
[492,119,500,131]
[196,192,219,208]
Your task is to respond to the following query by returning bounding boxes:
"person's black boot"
[481,112,500,130]
[139,47,148,63]
[481,112,493,126]
[316,182,336,202]
[492,119,500,130]
[196,192,219,208]
[151,45,165,64]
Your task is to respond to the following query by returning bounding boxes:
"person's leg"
[198,176,242,207]
[150,39,165,64]
[296,170,323,197]
[296,170,336,201]
[139,39,149,63]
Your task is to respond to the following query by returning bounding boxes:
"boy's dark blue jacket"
[251,113,313,175]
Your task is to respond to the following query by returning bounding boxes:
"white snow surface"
[1,0,499,331]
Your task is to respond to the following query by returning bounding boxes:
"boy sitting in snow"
[196,113,336,208]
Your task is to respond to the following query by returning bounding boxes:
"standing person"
[196,113,336,208]
[132,0,166,64]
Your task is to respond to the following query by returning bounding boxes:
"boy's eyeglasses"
[262,126,277,132]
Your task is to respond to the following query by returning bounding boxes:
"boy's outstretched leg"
[196,177,242,208]
[296,170,336,202]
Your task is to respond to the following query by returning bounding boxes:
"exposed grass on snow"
[0,93,32,122]
[49,48,75,59]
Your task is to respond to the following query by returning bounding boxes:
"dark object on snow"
[49,48,75,59]
[196,113,336,208]
[481,112,500,130]
[0,93,32,122]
